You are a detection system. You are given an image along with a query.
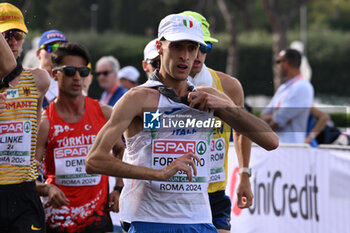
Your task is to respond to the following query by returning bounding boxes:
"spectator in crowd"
[305,106,329,145]
[306,106,350,146]
[35,42,124,233]
[142,38,160,78]
[261,48,314,143]
[181,11,252,233]
[290,40,312,82]
[0,3,50,232]
[95,55,127,106]
[86,13,278,233]
[118,65,140,90]
[36,29,68,109]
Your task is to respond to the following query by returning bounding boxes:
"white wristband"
[239,167,252,177]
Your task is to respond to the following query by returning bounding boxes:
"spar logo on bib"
[0,122,23,134]
[153,140,207,155]
[215,139,224,151]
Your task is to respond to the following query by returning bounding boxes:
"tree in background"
[217,0,237,76]
[216,0,254,77]
[262,0,310,91]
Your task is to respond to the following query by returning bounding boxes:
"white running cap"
[118,66,140,83]
[158,14,205,46]
[144,38,159,61]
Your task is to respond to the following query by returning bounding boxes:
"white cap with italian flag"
[158,14,206,46]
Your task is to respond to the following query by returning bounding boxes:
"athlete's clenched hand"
[161,152,200,182]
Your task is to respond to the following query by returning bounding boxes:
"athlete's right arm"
[35,112,69,207]
[86,87,200,181]
[0,33,16,79]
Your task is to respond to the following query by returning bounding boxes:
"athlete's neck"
[55,94,85,123]
[157,71,189,97]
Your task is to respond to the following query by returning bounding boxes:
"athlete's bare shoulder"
[215,70,242,89]
[123,85,160,109]
[29,67,50,97]
[214,70,244,106]
[99,103,113,120]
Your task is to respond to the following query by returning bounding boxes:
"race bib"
[0,121,32,165]
[151,139,209,193]
[54,145,101,186]
[209,138,226,183]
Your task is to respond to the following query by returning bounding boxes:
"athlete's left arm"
[217,71,253,208]
[189,87,278,150]
[31,68,50,121]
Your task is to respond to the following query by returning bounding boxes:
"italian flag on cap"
[183,19,193,28]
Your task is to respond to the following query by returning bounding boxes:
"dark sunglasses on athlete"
[146,59,160,69]
[2,30,26,42]
[39,43,61,53]
[199,42,212,54]
[53,66,90,78]
[95,70,113,76]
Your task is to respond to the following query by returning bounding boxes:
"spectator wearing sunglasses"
[181,11,253,233]
[260,48,314,143]
[118,65,140,90]
[35,42,123,233]
[95,56,127,106]
[0,3,50,233]
[142,38,160,78]
[36,29,68,109]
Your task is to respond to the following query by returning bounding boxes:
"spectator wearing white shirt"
[261,48,314,143]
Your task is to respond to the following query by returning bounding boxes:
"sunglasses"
[53,66,90,78]
[95,70,113,76]
[2,30,26,42]
[39,43,60,53]
[199,42,212,54]
[146,59,160,69]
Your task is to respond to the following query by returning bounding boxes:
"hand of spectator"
[47,184,70,208]
[161,152,200,182]
[108,190,121,213]
[236,175,253,208]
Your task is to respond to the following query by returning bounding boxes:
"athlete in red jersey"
[35,42,124,233]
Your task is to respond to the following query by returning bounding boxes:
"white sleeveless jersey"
[120,80,213,224]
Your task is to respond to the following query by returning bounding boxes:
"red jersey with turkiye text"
[43,97,112,233]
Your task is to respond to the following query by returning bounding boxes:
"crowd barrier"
[227,143,350,233]
[109,143,350,232]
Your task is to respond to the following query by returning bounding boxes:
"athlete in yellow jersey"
[181,11,253,233]
[0,3,50,233]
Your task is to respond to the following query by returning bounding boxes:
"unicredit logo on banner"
[230,168,320,222]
